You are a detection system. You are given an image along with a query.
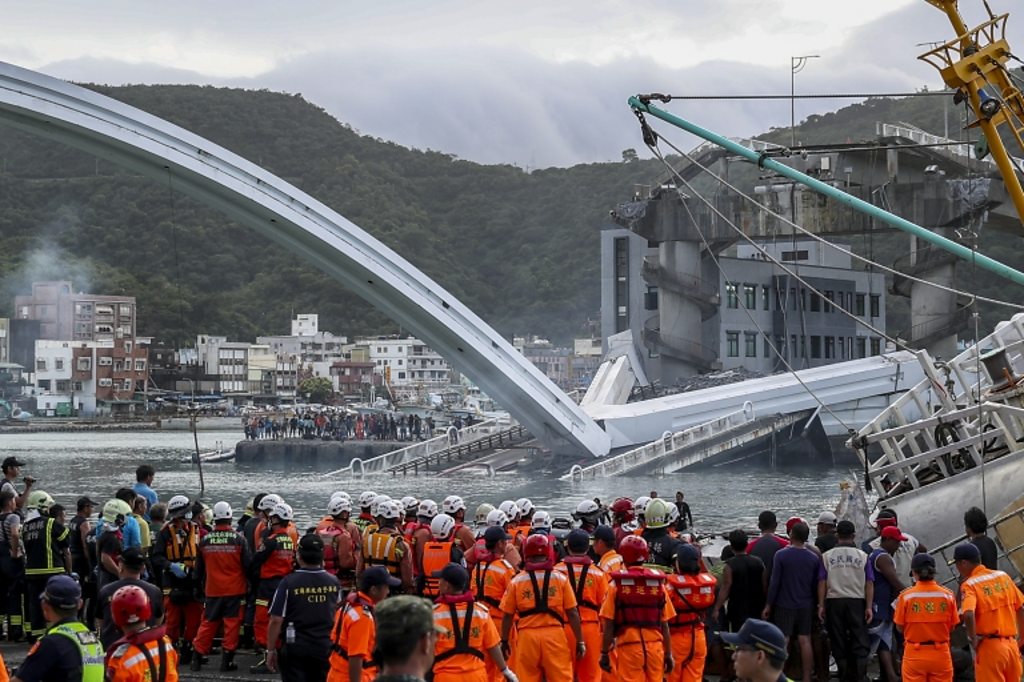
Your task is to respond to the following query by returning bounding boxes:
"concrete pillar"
[658,240,703,382]
[910,261,959,360]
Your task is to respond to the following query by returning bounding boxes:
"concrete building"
[33,337,149,416]
[14,281,136,342]
[330,360,379,397]
[366,337,452,388]
[291,313,319,336]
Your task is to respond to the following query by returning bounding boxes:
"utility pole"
[791,55,820,148]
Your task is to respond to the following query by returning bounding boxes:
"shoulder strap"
[434,603,486,663]
[565,563,597,611]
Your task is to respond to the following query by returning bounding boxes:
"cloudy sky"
[3,1,1021,167]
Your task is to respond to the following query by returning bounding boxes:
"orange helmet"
[619,535,650,566]
[111,585,152,630]
[523,533,551,560]
[610,497,635,523]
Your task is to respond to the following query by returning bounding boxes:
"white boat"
[179,441,235,464]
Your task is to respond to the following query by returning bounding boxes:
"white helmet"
[328,497,352,517]
[417,499,439,518]
[168,495,191,518]
[430,513,456,539]
[515,498,535,516]
[358,491,378,508]
[486,509,509,527]
[401,496,420,513]
[498,500,520,520]
[212,501,233,522]
[330,491,351,505]
[633,496,651,517]
[575,500,600,517]
[442,495,466,514]
[271,502,293,522]
[200,503,214,526]
[371,494,392,516]
[475,503,496,525]
[259,494,283,513]
[378,500,402,520]
[668,504,680,524]
[531,510,552,530]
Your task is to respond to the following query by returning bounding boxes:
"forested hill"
[0,84,1017,346]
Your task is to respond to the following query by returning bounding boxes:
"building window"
[810,335,822,359]
[77,358,91,371]
[763,333,771,358]
[824,291,834,313]
[871,338,881,355]
[135,360,146,371]
[781,250,809,262]
[790,288,797,311]
[37,380,50,390]
[397,372,406,380]
[726,284,738,309]
[799,288,807,311]
[55,358,64,371]
[810,292,821,312]
[744,284,757,309]
[791,335,798,359]
[36,359,46,371]
[870,295,881,318]
[73,382,83,391]
[825,336,835,359]
[856,337,867,358]
[124,380,134,391]
[55,380,69,393]
[855,293,866,316]
[726,331,739,357]
[745,332,757,358]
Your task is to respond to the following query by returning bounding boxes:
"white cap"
[817,511,838,525]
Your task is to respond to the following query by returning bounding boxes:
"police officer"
[266,534,342,681]
[21,491,70,640]
[12,574,103,682]
[104,585,178,682]
[720,618,792,682]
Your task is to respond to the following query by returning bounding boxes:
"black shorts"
[772,606,814,637]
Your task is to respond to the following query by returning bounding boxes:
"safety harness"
[520,569,565,624]
[433,599,486,664]
[330,592,378,669]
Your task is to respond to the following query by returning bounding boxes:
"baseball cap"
[880,526,908,542]
[42,574,81,610]
[374,595,445,648]
[911,553,936,570]
[359,566,401,591]
[566,529,591,553]
[119,547,146,569]
[483,526,511,545]
[431,562,469,592]
[816,511,837,526]
[757,510,778,529]
[720,618,788,661]
[77,496,100,510]
[593,525,615,545]
[785,517,805,534]
[953,543,981,562]
[836,520,857,537]
[674,543,701,564]
[1,457,25,469]
[299,533,325,553]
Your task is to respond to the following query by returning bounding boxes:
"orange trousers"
[563,621,602,682]
[326,653,375,682]
[434,669,488,682]
[512,625,573,682]
[975,638,1022,682]
[193,604,243,655]
[600,649,619,682]
[163,597,202,643]
[614,638,665,682]
[901,646,953,682]
[667,626,706,682]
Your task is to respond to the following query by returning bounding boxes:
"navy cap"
[911,553,936,570]
[42,575,81,610]
[566,529,591,553]
[836,520,856,537]
[359,566,402,590]
[1,457,25,469]
[483,525,511,545]
[431,562,469,591]
[593,525,615,545]
[720,618,788,661]
[119,547,146,569]
[953,543,981,562]
[299,534,325,553]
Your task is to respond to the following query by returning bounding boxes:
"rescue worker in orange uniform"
[443,496,477,555]
[249,502,296,673]
[599,535,676,682]
[327,566,400,682]
[150,494,203,665]
[465,510,522,570]
[419,514,466,599]
[499,534,584,682]
[431,563,518,682]
[317,496,359,594]
[358,500,413,593]
[105,584,179,682]
[409,500,438,587]
[893,553,958,682]
[470,526,518,682]
[192,501,250,673]
[555,529,608,682]
[593,526,623,575]
[952,542,1024,682]
[666,543,716,682]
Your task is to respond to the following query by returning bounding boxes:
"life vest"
[404,521,429,542]
[48,621,104,682]
[472,555,515,611]
[353,513,374,533]
[667,572,717,627]
[330,592,377,670]
[163,522,198,569]
[433,597,487,665]
[316,522,344,575]
[104,626,175,682]
[610,567,667,632]
[519,569,564,624]
[363,528,404,575]
[421,540,455,598]
[259,528,295,580]
[561,557,601,614]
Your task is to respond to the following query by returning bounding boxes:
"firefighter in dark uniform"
[21,491,71,641]
[265,534,342,680]
[151,494,203,664]
[640,499,681,572]
[250,502,296,673]
[12,575,103,682]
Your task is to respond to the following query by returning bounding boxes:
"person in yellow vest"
[666,543,716,682]
[104,585,178,682]
[358,500,413,593]
[150,495,201,665]
[892,553,958,682]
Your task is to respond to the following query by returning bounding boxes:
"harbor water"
[0,429,868,535]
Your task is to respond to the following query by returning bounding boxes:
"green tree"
[299,377,333,404]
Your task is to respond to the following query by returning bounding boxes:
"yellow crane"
[920,1,1024,226]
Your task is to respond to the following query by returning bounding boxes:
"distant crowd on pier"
[242,411,475,442]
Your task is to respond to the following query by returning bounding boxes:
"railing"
[561,402,756,481]
[930,503,1024,589]
[641,257,720,306]
[387,424,531,476]
[642,315,720,369]
[321,417,508,478]
[896,303,972,349]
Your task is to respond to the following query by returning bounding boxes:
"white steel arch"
[0,62,610,457]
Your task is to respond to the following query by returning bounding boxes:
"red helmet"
[610,497,635,523]
[619,535,650,566]
[110,585,152,630]
[523,533,551,560]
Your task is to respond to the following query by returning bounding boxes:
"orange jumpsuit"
[105,633,180,682]
[893,579,958,682]
[499,566,578,682]
[432,597,501,682]
[555,558,607,682]
[194,523,249,656]
[599,570,677,682]
[472,552,517,682]
[597,550,623,575]
[327,592,377,682]
[666,572,717,682]
[959,565,1024,682]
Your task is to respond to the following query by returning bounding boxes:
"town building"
[366,337,452,388]
[14,281,137,342]
[330,360,379,398]
[32,337,149,416]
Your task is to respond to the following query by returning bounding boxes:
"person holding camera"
[0,457,35,514]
